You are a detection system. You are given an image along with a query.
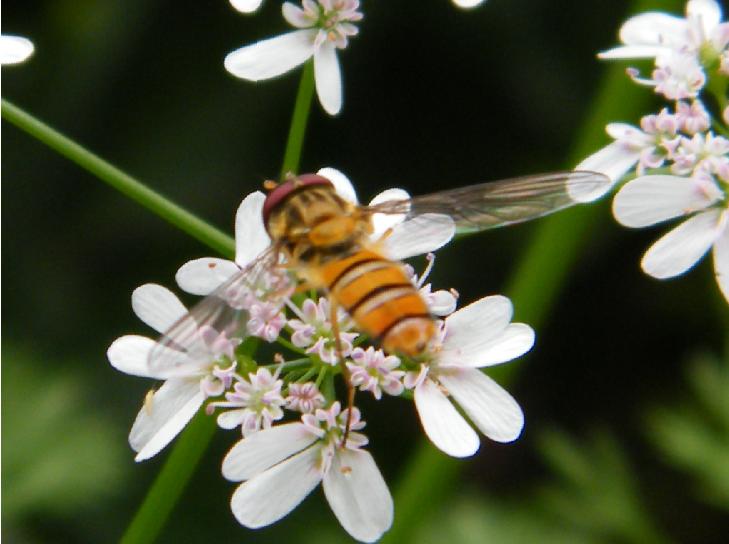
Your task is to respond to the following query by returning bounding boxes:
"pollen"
[144,389,155,415]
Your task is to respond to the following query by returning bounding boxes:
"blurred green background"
[3,0,728,542]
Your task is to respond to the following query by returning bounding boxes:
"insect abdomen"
[321,250,435,356]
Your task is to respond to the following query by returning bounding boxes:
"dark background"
[3,1,727,542]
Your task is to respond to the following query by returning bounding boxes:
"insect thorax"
[265,184,373,265]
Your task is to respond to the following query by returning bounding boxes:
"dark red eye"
[262,173,333,226]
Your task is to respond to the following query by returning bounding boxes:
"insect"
[149,170,608,425]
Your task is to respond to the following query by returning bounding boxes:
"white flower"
[672,132,729,178]
[107,284,240,461]
[403,253,459,316]
[208,368,286,436]
[246,300,287,342]
[613,173,729,302]
[676,100,710,134]
[0,35,34,65]
[453,0,485,8]
[575,117,680,194]
[631,51,707,99]
[230,0,264,13]
[222,403,393,542]
[285,381,326,412]
[598,0,729,62]
[347,346,405,399]
[288,296,358,364]
[405,295,534,458]
[225,1,363,115]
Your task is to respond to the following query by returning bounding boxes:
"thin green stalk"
[280,60,315,178]
[382,2,679,541]
[1,99,234,258]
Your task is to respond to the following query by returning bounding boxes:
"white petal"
[440,368,524,443]
[453,0,484,8]
[443,323,534,368]
[575,141,639,191]
[618,13,687,47]
[0,35,34,65]
[225,30,316,81]
[598,44,673,59]
[323,449,393,543]
[230,444,322,528]
[222,422,318,481]
[313,42,342,115]
[687,0,721,34]
[282,3,311,28]
[132,284,188,333]
[613,175,719,228]
[235,191,270,267]
[175,258,239,296]
[441,295,513,359]
[369,188,410,237]
[317,167,358,203]
[414,378,479,457]
[216,410,245,430]
[229,0,264,13]
[175,258,240,296]
[713,221,729,303]
[383,214,455,260]
[129,379,204,461]
[428,289,458,316]
[641,209,723,279]
[567,170,614,204]
[107,335,157,377]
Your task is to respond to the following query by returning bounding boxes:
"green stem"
[1,99,234,258]
[120,411,217,544]
[280,61,316,178]
[120,338,258,544]
[382,2,679,541]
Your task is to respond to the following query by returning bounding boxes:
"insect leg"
[329,297,355,447]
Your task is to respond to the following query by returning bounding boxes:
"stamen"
[417,253,436,288]
[285,297,307,321]
[144,389,155,415]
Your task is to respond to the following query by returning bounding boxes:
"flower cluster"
[224,0,486,115]
[577,0,729,303]
[108,169,534,541]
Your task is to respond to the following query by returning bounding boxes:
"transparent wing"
[366,171,610,234]
[148,247,286,376]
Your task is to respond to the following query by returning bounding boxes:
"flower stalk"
[281,60,315,178]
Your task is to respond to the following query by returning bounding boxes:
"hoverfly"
[148,170,608,417]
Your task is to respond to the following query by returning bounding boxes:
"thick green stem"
[1,99,234,258]
[382,2,680,541]
[280,60,316,178]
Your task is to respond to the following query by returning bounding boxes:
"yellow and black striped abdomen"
[321,250,436,356]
